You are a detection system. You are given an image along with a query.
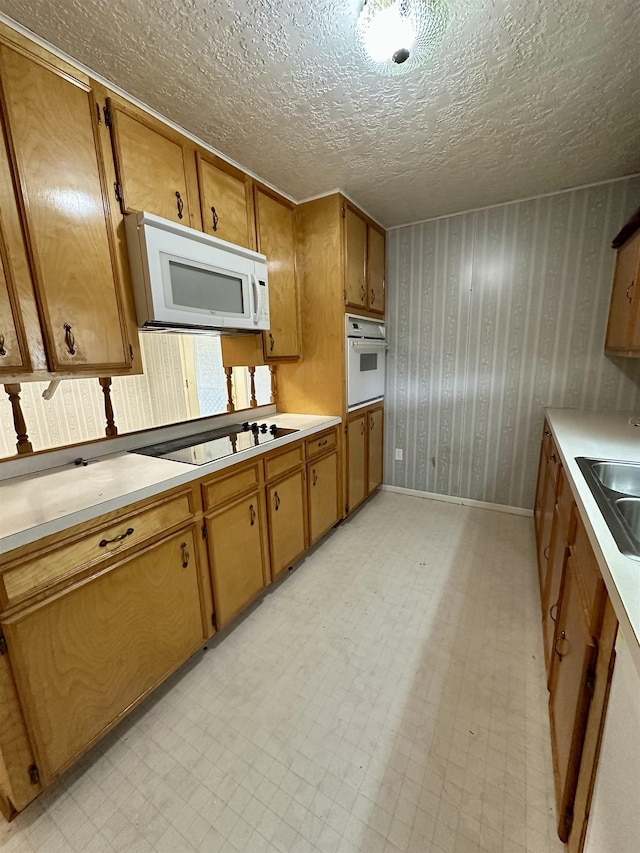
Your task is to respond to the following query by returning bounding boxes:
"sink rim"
[590,460,640,497]
[576,457,640,561]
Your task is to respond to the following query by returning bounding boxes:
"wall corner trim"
[381,484,534,517]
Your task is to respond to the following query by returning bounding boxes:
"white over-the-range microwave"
[124,211,270,334]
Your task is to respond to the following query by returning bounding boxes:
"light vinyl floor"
[1,491,564,853]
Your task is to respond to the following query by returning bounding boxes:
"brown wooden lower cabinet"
[267,468,307,579]
[308,450,339,545]
[1,527,205,785]
[205,491,268,629]
[534,426,618,851]
[347,403,384,515]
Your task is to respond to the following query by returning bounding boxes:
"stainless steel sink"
[576,458,640,561]
[590,461,640,496]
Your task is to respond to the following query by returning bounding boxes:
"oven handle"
[349,340,388,349]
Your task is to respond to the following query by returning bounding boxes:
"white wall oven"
[346,314,386,409]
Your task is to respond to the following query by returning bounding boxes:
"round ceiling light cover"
[357,0,451,75]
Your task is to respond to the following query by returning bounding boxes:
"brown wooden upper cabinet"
[0,34,131,376]
[343,201,386,317]
[196,152,255,250]
[254,185,300,360]
[105,97,195,227]
[605,225,640,356]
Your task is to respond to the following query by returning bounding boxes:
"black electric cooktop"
[132,422,297,466]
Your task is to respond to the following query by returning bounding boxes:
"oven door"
[347,339,386,408]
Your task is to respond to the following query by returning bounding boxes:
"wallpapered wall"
[384,176,640,510]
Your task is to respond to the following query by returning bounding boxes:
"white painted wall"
[584,630,640,853]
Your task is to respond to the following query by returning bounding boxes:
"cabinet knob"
[175,190,184,220]
[544,429,551,437]
[249,503,256,526]
[554,630,568,660]
[180,541,190,568]
[211,206,219,232]
[0,331,6,357]
[63,323,76,356]
[549,453,556,463]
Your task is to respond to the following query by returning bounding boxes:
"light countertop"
[546,409,640,676]
[0,413,340,555]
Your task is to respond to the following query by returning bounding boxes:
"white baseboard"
[380,484,533,517]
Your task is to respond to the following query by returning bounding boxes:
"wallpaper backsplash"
[385,176,640,510]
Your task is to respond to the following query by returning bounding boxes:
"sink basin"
[576,458,640,561]
[616,498,640,541]
[591,461,640,497]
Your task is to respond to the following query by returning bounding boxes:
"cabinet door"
[0,46,130,372]
[549,558,597,842]
[206,492,267,628]
[197,152,253,248]
[2,528,204,784]
[0,218,29,373]
[605,231,640,353]
[255,186,299,359]
[344,205,367,309]
[367,225,386,315]
[542,505,569,682]
[107,99,191,224]
[267,469,307,579]
[308,451,339,545]
[347,413,367,513]
[367,406,384,494]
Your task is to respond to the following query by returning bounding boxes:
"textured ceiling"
[2,0,639,226]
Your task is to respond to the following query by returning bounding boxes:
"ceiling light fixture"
[357,0,451,74]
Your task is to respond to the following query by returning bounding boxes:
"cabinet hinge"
[344,423,348,434]
[343,289,347,303]
[103,104,112,128]
[201,522,207,540]
[341,205,346,219]
[0,635,7,655]
[211,612,216,627]
[345,504,350,514]
[114,182,123,205]
[28,764,40,785]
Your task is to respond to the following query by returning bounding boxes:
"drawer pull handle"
[370,288,375,304]
[269,332,275,352]
[312,468,318,486]
[211,206,219,231]
[549,453,556,463]
[274,491,280,511]
[181,541,190,568]
[318,439,328,447]
[554,630,568,660]
[249,503,256,526]
[99,527,134,547]
[0,331,6,357]
[360,283,366,301]
[550,603,558,622]
[543,545,550,560]
[63,323,76,356]
[360,421,365,435]
[176,190,184,219]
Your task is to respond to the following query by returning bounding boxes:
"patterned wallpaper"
[385,177,640,510]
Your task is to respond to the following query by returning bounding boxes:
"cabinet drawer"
[202,461,261,510]
[1,491,195,606]
[305,428,338,460]
[264,443,304,482]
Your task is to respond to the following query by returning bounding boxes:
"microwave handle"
[250,274,261,325]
